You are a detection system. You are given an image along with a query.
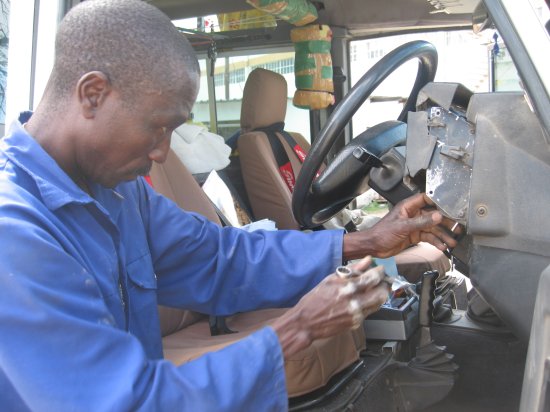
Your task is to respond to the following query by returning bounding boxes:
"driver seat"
[238,68,450,281]
[149,149,367,398]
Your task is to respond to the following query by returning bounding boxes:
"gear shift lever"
[418,270,438,347]
[391,270,458,411]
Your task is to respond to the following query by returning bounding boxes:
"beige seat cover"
[163,308,366,397]
[239,68,307,230]
[238,130,309,230]
[149,150,366,397]
[395,242,451,283]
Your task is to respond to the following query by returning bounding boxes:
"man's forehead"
[146,89,195,119]
[144,73,198,102]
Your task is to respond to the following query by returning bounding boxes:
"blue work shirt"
[0,113,344,411]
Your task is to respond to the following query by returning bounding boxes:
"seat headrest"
[240,68,288,133]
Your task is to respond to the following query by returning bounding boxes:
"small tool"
[382,275,419,298]
[335,265,418,298]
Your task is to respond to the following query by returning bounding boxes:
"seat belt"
[253,122,310,193]
[143,175,154,186]
[254,124,355,232]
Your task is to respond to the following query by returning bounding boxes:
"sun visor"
[426,0,481,15]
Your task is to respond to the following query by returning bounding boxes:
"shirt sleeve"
[136,180,344,315]
[0,210,287,411]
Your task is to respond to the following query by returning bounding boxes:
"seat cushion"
[163,308,366,397]
[394,242,451,283]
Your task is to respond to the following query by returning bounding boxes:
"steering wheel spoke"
[292,40,438,228]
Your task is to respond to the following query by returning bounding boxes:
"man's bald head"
[50,0,199,104]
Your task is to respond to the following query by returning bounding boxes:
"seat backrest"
[149,149,220,336]
[150,149,221,225]
[239,68,310,230]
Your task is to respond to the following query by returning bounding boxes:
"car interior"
[150,150,368,398]
[139,0,550,410]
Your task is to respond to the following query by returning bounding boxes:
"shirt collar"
[1,112,125,216]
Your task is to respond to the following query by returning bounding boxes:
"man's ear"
[76,71,112,119]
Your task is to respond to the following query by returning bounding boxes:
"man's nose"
[148,136,171,163]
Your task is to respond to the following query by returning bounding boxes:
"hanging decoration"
[245,0,318,27]
[291,24,335,110]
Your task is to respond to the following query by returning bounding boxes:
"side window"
[205,52,311,141]
[192,59,210,127]
[492,44,522,92]
[173,17,311,143]
[4,0,58,131]
[0,0,10,135]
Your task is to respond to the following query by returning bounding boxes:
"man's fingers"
[345,283,389,329]
[429,213,462,235]
[439,216,459,231]
[350,255,373,273]
[419,232,448,251]
[431,225,458,248]
[308,273,390,335]
[399,193,435,215]
[358,283,389,316]
[355,265,385,289]
[407,210,443,231]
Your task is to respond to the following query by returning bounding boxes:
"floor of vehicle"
[424,323,527,412]
[290,317,527,412]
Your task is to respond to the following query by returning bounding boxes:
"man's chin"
[99,179,121,189]
[97,170,150,188]
[97,175,132,189]
[120,174,144,185]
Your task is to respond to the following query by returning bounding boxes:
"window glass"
[493,43,521,92]
[349,30,516,134]
[193,51,311,141]
[528,0,550,29]
[0,0,10,126]
[191,59,210,128]
[173,18,310,141]
[173,11,276,33]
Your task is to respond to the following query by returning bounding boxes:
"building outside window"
[349,30,504,133]
[253,57,294,75]
[350,43,357,62]
[228,67,245,84]
[214,72,224,87]
[193,52,309,141]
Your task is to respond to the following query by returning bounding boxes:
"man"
[0,1,457,410]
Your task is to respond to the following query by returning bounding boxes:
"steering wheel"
[292,40,438,228]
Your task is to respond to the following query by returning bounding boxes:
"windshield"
[349,29,516,134]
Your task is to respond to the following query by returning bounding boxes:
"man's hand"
[271,256,389,359]
[343,193,459,260]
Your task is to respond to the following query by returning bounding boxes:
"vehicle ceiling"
[151,0,478,38]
